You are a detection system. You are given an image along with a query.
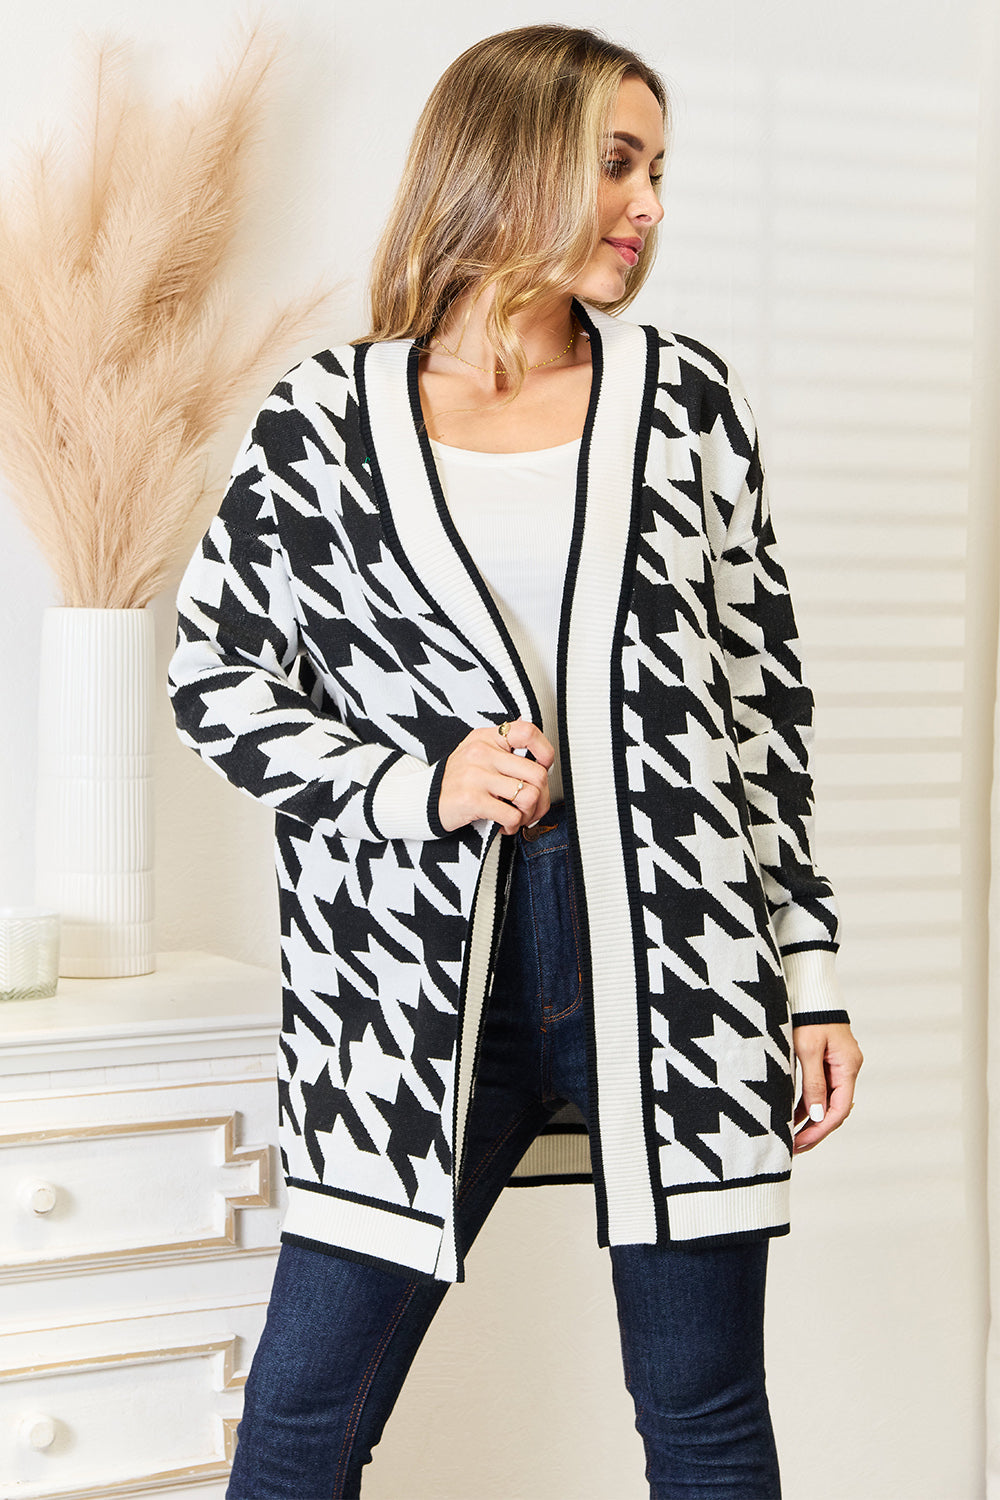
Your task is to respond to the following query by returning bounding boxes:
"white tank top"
[429,437,579,805]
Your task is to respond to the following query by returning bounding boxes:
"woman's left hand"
[791,1022,863,1154]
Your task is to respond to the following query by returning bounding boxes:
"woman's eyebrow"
[611,130,665,161]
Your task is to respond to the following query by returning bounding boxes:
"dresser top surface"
[0,950,281,1048]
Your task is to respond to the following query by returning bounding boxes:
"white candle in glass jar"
[0,908,60,1000]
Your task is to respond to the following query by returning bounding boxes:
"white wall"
[0,3,991,1496]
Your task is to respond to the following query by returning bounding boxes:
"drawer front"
[0,1301,264,1497]
[0,1076,281,1278]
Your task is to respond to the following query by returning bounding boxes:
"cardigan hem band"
[510,1124,592,1180]
[279,1232,447,1288]
[665,1178,789,1242]
[282,1183,444,1276]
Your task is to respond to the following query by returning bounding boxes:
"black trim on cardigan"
[619,320,668,1241]
[558,298,610,1247]
[664,1223,790,1250]
[664,1169,789,1198]
[355,343,520,714]
[792,1010,851,1028]
[284,1176,445,1227]
[406,344,543,731]
[364,747,406,840]
[425,755,451,840]
[456,832,517,1191]
[508,1173,593,1187]
[446,821,504,1269]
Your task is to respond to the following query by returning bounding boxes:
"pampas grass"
[0,29,327,608]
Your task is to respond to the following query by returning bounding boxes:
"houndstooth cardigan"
[168,300,848,1284]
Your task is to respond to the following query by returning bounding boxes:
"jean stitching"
[524,862,544,1016]
[528,846,566,1100]
[456,1102,540,1202]
[616,1298,653,1494]
[332,1283,416,1497]
[540,848,583,1024]
[544,993,582,1023]
[529,844,564,1021]
[563,848,584,995]
[522,837,569,861]
[541,1022,554,1100]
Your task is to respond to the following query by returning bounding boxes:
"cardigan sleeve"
[167,420,451,844]
[711,385,849,1028]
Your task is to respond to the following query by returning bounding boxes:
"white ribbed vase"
[35,608,155,977]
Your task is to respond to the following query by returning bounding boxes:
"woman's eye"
[602,157,664,188]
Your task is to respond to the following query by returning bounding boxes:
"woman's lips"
[605,238,641,267]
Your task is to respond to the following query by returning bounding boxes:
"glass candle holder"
[0,908,60,1001]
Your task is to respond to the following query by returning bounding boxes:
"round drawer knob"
[18,1180,58,1215]
[20,1413,56,1450]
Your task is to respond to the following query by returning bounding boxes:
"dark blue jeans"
[228,802,781,1499]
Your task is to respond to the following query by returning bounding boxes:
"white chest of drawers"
[0,951,284,1499]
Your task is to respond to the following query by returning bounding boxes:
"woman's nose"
[631,186,664,226]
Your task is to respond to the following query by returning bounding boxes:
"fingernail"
[808,1103,825,1123]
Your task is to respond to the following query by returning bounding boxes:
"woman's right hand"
[438,718,555,834]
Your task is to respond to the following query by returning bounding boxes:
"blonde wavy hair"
[358,24,668,389]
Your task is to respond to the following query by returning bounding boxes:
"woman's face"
[571,75,666,304]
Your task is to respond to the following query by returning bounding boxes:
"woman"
[169,23,862,1499]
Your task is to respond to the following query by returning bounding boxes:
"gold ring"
[512,779,525,797]
[498,721,512,739]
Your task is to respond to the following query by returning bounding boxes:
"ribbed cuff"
[369,753,447,841]
[425,758,451,838]
[781,947,846,1022]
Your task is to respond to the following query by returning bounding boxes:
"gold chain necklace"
[431,323,576,375]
